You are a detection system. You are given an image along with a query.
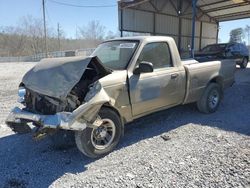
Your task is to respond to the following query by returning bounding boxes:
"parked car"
[195,43,249,68]
[6,36,235,158]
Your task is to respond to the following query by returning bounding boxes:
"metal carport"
[118,0,250,57]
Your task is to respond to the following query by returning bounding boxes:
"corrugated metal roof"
[198,0,250,21]
[119,0,250,22]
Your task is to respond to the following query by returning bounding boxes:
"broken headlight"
[84,81,102,101]
[18,87,26,104]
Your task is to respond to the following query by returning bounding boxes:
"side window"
[138,42,172,69]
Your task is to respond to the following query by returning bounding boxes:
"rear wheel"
[197,83,222,114]
[240,57,248,69]
[75,107,123,158]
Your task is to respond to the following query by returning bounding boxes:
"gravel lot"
[0,62,249,188]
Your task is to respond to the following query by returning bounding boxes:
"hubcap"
[91,118,116,150]
[208,90,219,109]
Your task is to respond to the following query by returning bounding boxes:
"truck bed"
[181,59,235,104]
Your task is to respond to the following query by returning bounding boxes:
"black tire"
[197,83,222,114]
[75,107,123,158]
[240,57,248,69]
[49,130,75,149]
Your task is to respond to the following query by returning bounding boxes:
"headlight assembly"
[84,81,102,101]
[18,87,26,104]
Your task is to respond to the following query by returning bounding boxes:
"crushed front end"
[5,56,111,139]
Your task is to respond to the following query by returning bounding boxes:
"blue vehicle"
[195,43,249,69]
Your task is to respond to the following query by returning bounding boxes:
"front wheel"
[197,83,222,114]
[240,57,248,69]
[75,107,123,158]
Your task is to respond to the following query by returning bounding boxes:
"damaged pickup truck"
[6,36,235,158]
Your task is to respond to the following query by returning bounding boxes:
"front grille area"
[24,89,64,115]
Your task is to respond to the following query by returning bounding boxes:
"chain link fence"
[0,48,95,62]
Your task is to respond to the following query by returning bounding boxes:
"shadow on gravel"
[1,69,249,188]
[121,71,250,148]
[122,82,250,148]
[0,133,95,188]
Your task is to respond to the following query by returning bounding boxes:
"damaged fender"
[65,81,111,130]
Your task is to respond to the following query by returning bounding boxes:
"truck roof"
[105,36,175,43]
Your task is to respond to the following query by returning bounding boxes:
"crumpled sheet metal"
[22,56,92,99]
[5,83,111,131]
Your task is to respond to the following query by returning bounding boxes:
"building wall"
[119,0,218,53]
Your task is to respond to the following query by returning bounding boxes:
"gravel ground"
[0,62,249,188]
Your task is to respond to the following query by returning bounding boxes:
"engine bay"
[23,59,109,115]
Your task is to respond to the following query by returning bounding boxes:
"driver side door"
[128,42,185,117]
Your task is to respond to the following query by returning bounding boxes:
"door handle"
[171,73,179,79]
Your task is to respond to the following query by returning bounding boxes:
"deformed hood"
[22,56,110,99]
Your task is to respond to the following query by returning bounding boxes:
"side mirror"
[133,61,153,75]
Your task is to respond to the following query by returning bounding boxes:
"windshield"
[201,44,227,52]
[91,40,139,70]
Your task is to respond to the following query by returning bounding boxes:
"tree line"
[0,16,119,57]
[1,16,249,57]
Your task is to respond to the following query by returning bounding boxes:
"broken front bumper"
[5,86,110,134]
[5,107,87,132]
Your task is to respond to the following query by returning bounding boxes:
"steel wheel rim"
[91,118,116,150]
[208,90,219,109]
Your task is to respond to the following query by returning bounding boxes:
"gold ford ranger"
[6,36,235,158]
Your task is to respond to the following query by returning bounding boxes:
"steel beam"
[199,21,202,50]
[159,0,169,12]
[149,0,159,12]
[191,0,197,58]
[178,0,183,51]
[214,10,250,20]
[204,2,249,13]
[182,2,192,15]
[120,8,124,37]
[169,0,178,15]
[218,14,250,22]
[120,0,150,9]
[199,0,231,8]
[216,23,219,43]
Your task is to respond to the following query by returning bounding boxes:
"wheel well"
[101,103,125,137]
[209,76,223,89]
[101,103,125,125]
